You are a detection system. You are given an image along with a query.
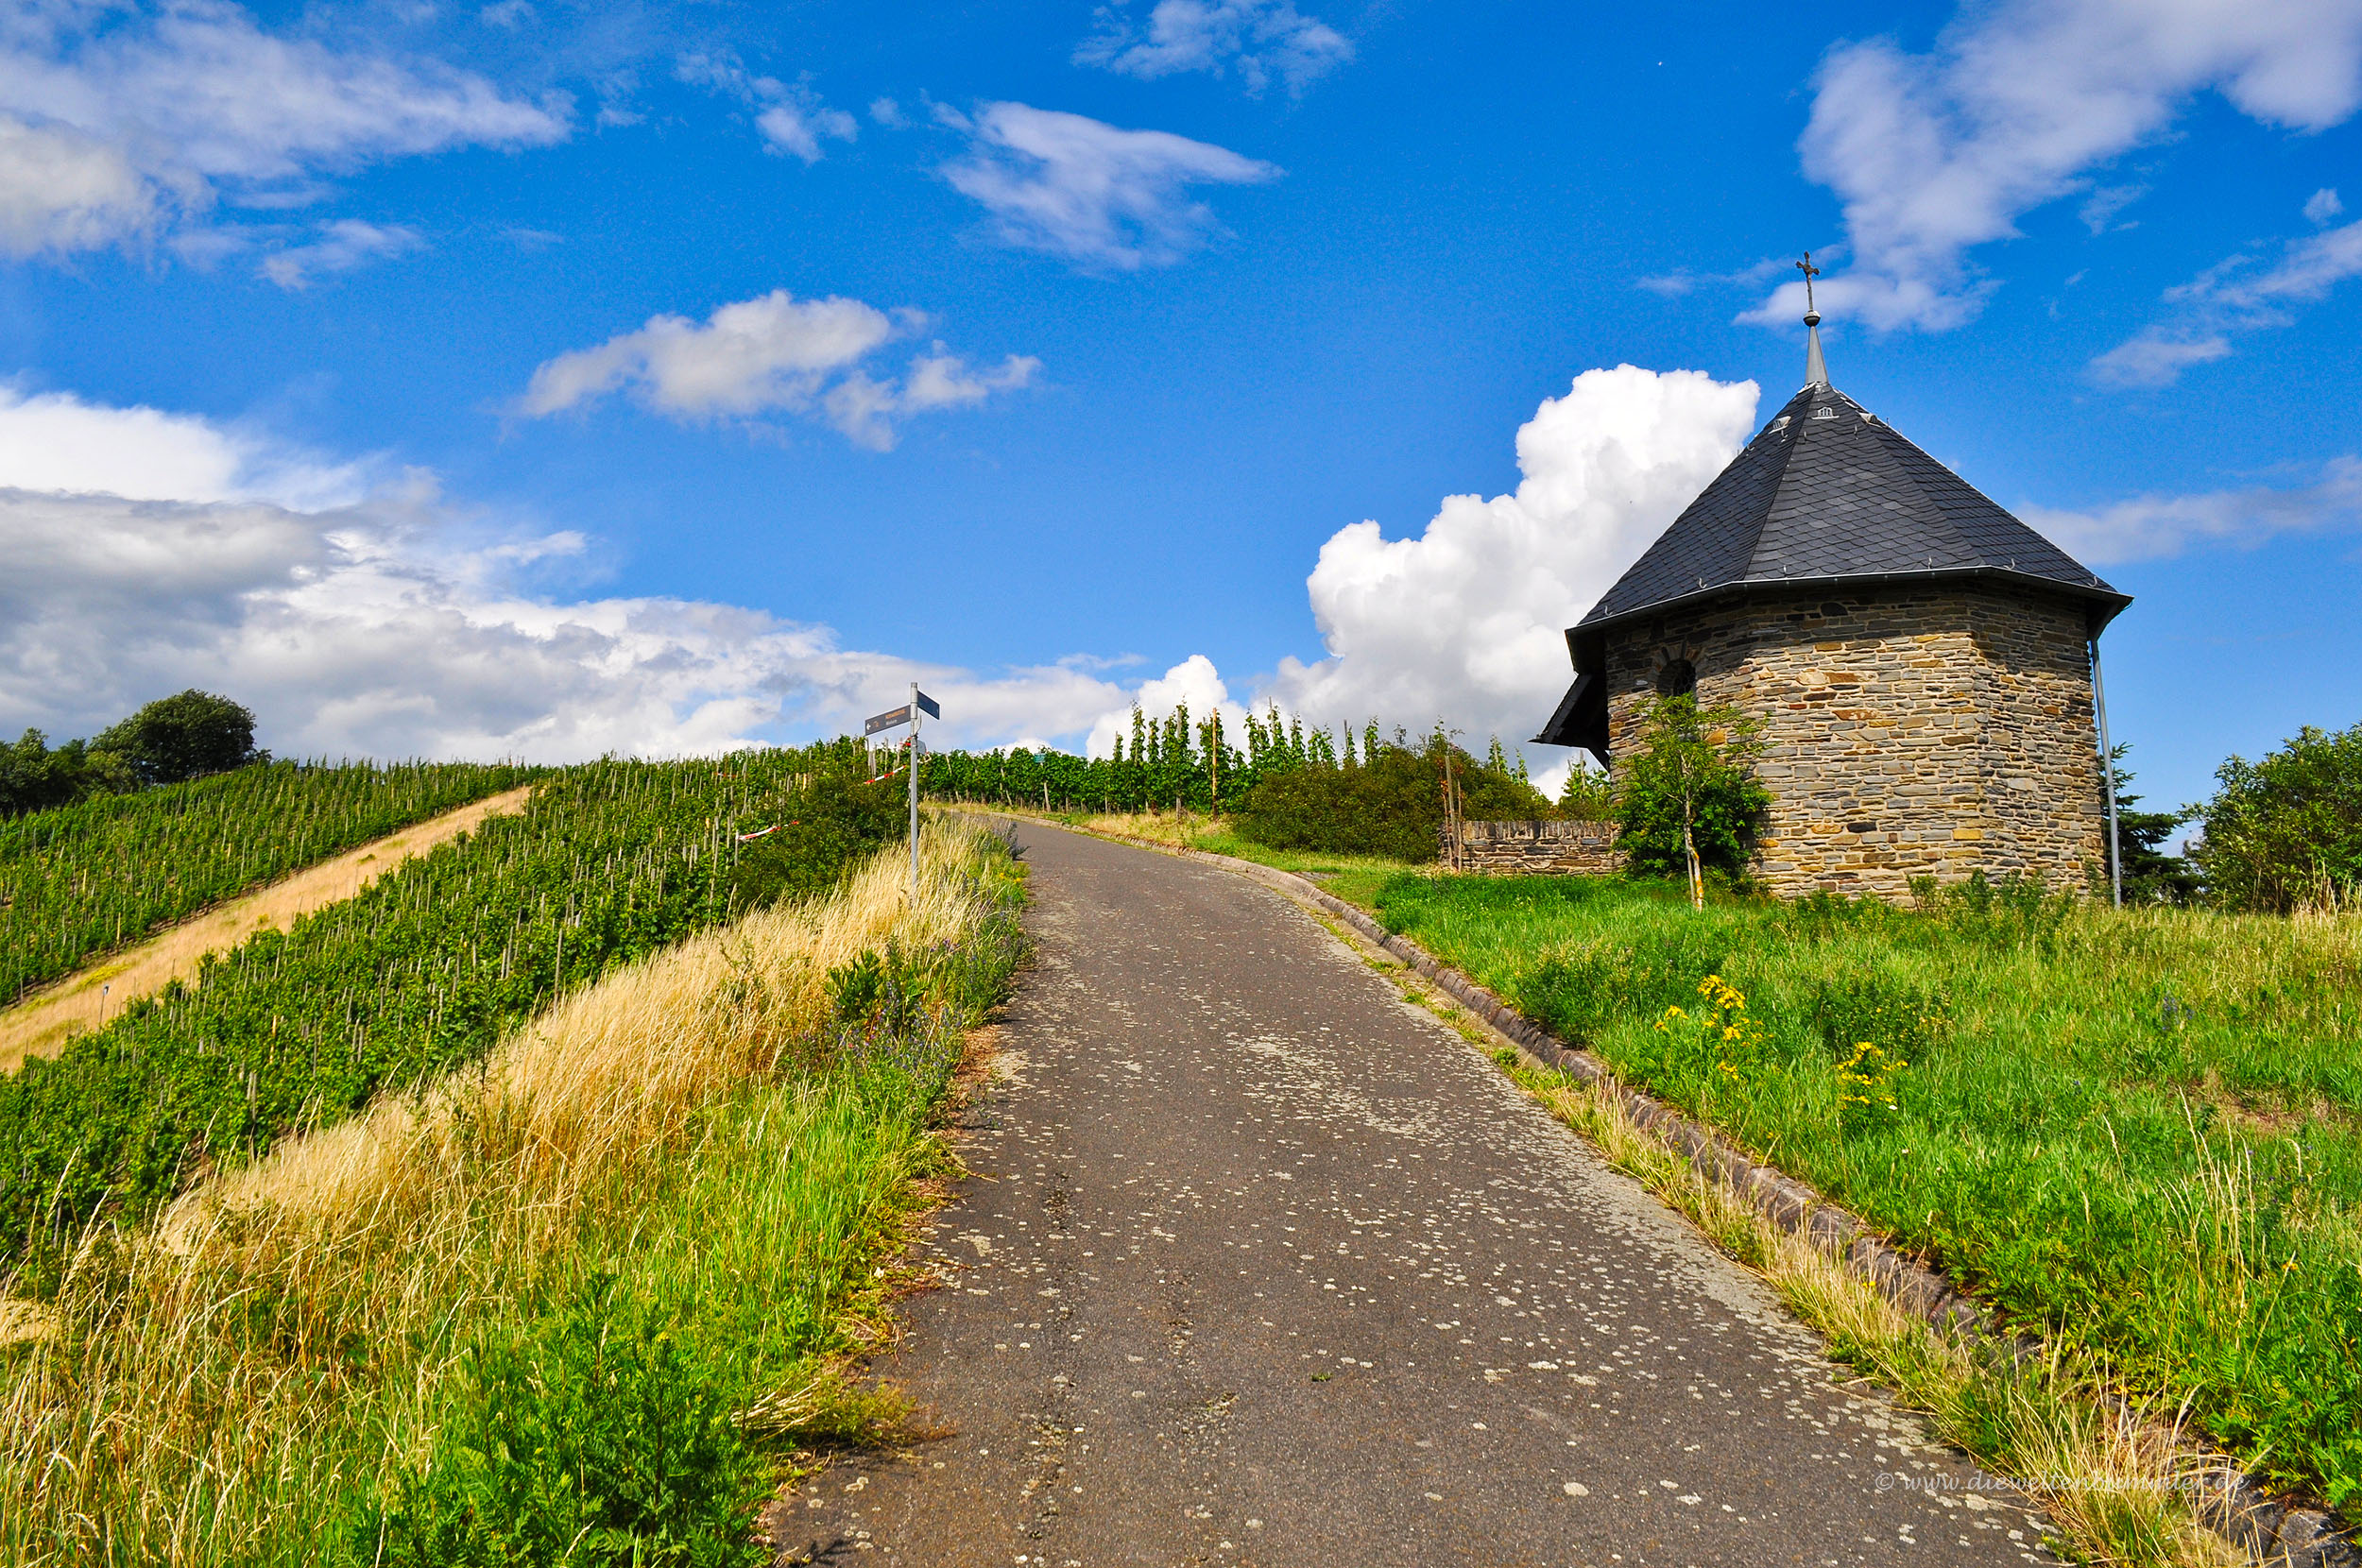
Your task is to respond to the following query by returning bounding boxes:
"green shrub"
[729,775,907,909]
[2190,721,2362,912]
[351,1279,771,1568]
[0,728,137,816]
[1233,741,1549,861]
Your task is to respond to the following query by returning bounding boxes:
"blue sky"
[1,0,2358,816]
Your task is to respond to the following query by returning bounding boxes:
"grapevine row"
[0,747,842,1274]
[1,759,539,1006]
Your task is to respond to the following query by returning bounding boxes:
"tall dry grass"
[0,813,1020,1567]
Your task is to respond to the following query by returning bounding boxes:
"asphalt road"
[773,820,2053,1568]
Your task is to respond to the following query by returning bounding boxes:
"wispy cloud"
[0,1,569,257]
[2022,457,2362,562]
[2091,212,2362,386]
[1749,0,2362,332]
[258,219,424,289]
[1635,256,1798,298]
[1075,0,1351,96]
[519,290,1037,450]
[939,102,1279,271]
[2078,182,2146,234]
[676,54,855,162]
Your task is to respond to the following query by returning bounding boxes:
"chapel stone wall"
[1600,584,2106,899]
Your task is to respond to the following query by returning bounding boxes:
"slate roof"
[1575,381,2129,634]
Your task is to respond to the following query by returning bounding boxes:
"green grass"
[1181,827,1412,907]
[344,1062,957,1567]
[1370,873,2362,1518]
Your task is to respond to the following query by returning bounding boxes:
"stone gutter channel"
[995,816,2357,1568]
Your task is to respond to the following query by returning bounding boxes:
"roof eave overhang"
[1572,565,2132,640]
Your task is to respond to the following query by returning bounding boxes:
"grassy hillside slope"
[1373,874,2362,1516]
[2,814,1024,1566]
[0,746,899,1281]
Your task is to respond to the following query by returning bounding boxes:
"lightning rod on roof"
[1797,252,1828,388]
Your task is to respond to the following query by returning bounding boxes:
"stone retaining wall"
[1447,819,1623,875]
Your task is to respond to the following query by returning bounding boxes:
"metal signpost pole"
[908,681,921,902]
[2091,640,2121,908]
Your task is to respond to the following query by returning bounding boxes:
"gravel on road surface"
[773,819,2054,1567]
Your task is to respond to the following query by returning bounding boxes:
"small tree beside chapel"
[1615,694,1771,908]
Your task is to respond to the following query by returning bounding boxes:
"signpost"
[864,684,940,900]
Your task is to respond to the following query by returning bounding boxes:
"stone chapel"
[1534,307,2131,899]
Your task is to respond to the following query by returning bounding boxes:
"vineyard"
[0,743,882,1278]
[0,759,538,1006]
[1,808,1025,1566]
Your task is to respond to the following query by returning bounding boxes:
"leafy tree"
[2189,721,2362,912]
[2105,745,2199,906]
[1556,759,1616,821]
[0,729,137,817]
[1614,694,1771,907]
[91,690,264,786]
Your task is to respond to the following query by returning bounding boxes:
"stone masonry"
[1447,818,1622,874]
[1600,582,2107,898]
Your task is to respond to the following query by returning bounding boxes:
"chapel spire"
[1798,252,1827,387]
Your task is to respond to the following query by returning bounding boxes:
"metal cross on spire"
[1797,251,1829,387]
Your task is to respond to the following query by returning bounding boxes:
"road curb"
[975,814,2357,1568]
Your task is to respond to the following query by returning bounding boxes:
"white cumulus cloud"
[1076,0,1352,96]
[1752,0,2362,332]
[519,290,1037,450]
[0,390,1135,761]
[0,384,368,508]
[1257,365,1760,767]
[1083,654,1249,759]
[940,102,1279,270]
[0,1,568,256]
